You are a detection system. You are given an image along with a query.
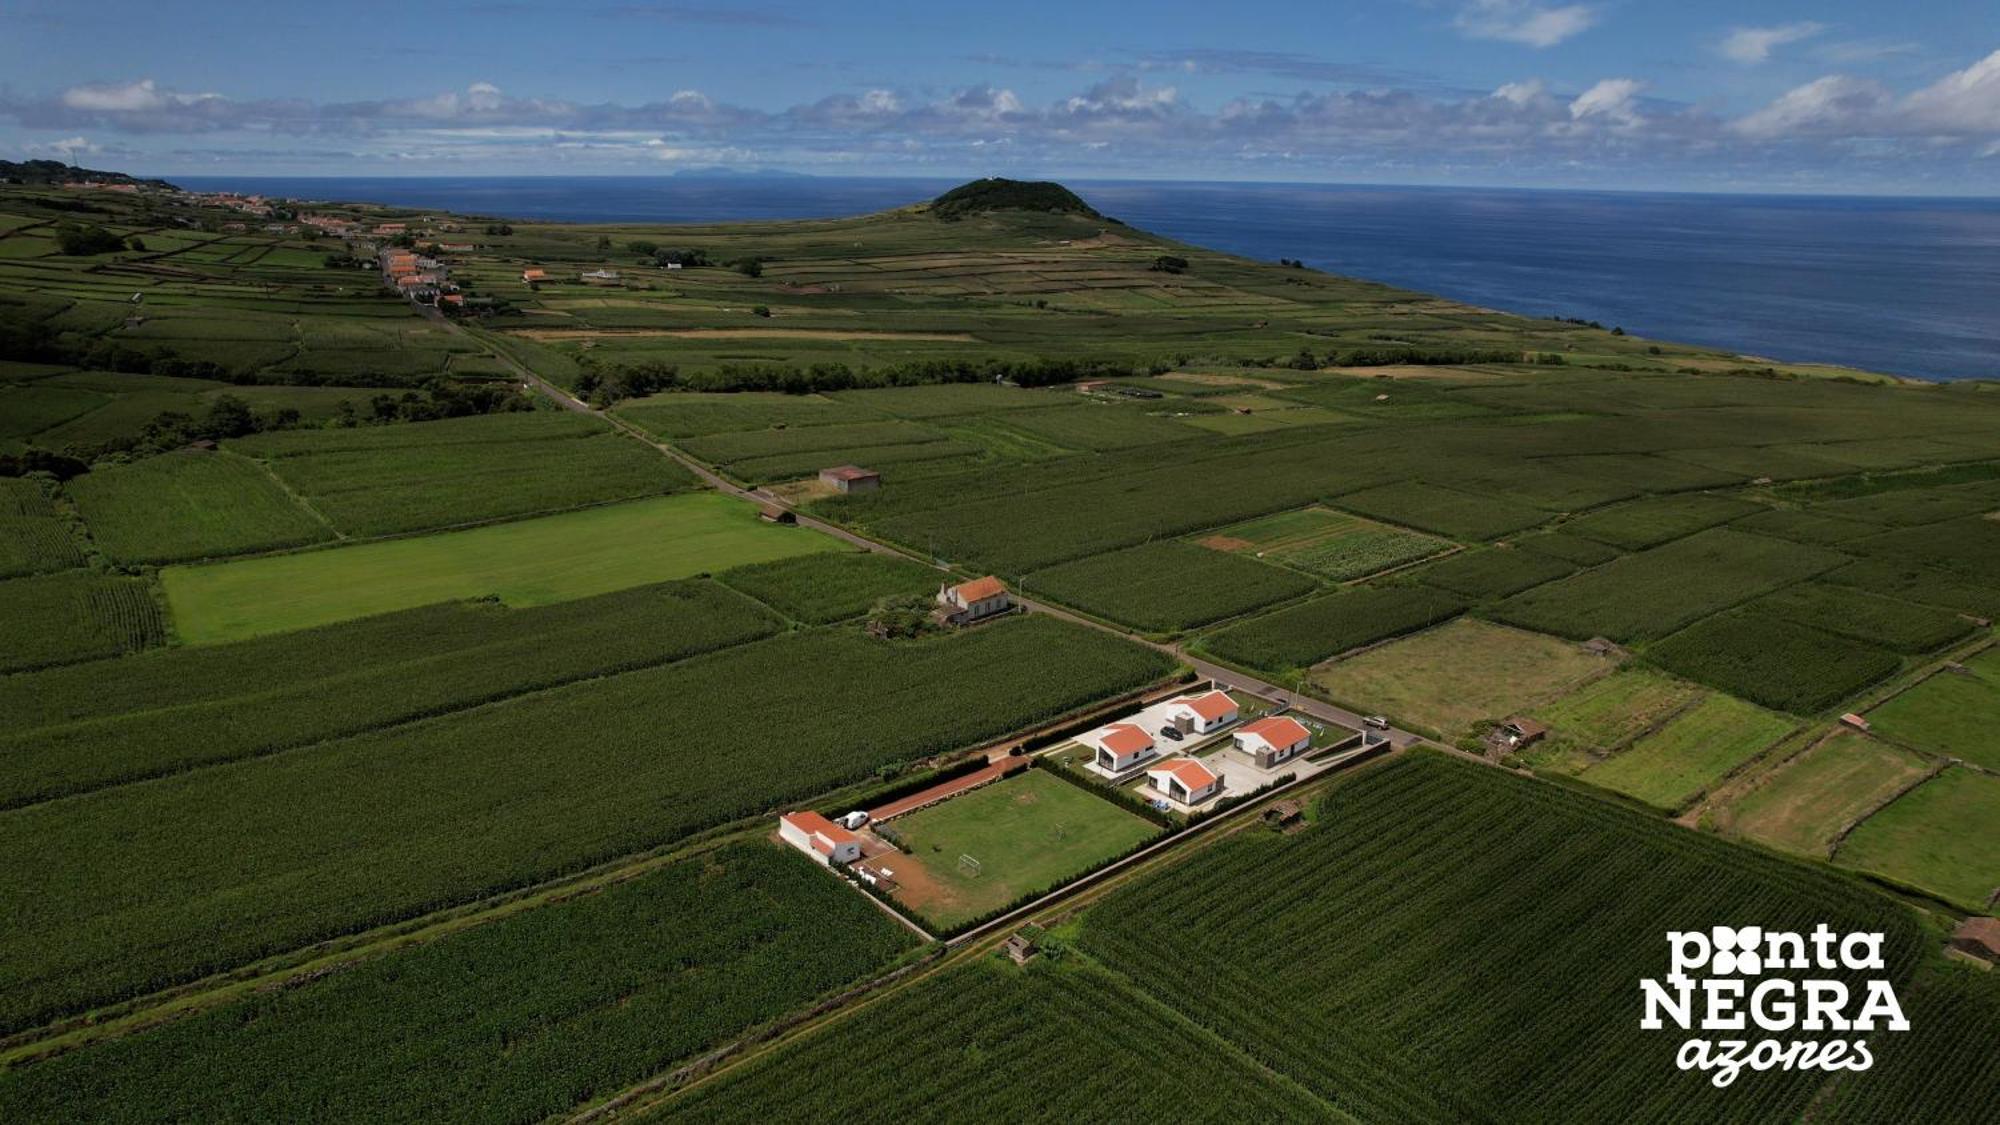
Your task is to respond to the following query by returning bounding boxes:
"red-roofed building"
[521,267,547,284]
[778,811,862,866]
[818,464,881,493]
[936,575,1010,624]
[1167,690,1240,733]
[1233,715,1312,769]
[1083,722,1156,773]
[1146,758,1222,806]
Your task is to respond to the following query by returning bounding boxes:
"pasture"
[882,768,1159,930]
[1865,646,2000,770]
[1575,693,1796,811]
[1834,766,2000,911]
[1311,618,1615,739]
[1716,731,1934,857]
[161,492,840,643]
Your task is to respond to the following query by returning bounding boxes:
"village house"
[1165,690,1239,734]
[777,811,862,867]
[580,268,622,285]
[1084,722,1157,773]
[521,267,548,285]
[1233,715,1312,769]
[936,575,1011,625]
[818,464,880,493]
[1147,759,1222,806]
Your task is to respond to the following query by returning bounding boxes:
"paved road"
[453,315,1433,751]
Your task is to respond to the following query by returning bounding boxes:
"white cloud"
[857,89,901,115]
[1733,75,1890,138]
[27,135,99,158]
[1456,2,1597,49]
[1901,48,2000,133]
[61,78,219,112]
[1719,23,1825,65]
[1569,78,1642,125]
[1492,79,1547,106]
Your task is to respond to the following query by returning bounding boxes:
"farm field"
[0,842,918,1124]
[0,570,164,672]
[1574,692,1797,811]
[1834,766,2000,911]
[0,614,1171,1032]
[1311,618,1616,740]
[1196,585,1468,674]
[1715,731,1935,857]
[0,580,777,809]
[881,768,1159,930]
[1026,539,1316,632]
[1865,646,2000,769]
[1077,752,1927,1125]
[650,960,1341,1122]
[236,411,695,536]
[1197,506,1448,581]
[1646,609,1903,714]
[66,450,333,565]
[1522,668,1708,774]
[714,550,939,624]
[161,492,840,642]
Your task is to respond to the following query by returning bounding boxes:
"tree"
[627,239,659,257]
[752,305,772,318]
[1149,254,1189,274]
[54,223,126,256]
[595,235,612,250]
[731,257,763,278]
[199,395,257,439]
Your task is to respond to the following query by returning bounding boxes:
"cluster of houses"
[381,247,453,304]
[1076,690,1313,810]
[518,266,624,288]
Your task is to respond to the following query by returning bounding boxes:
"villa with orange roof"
[521,267,547,284]
[1165,690,1239,734]
[1233,715,1312,769]
[777,810,862,867]
[1080,722,1157,773]
[936,575,1011,624]
[1146,758,1222,806]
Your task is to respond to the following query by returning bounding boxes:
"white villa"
[1233,716,1312,770]
[778,810,862,866]
[1080,722,1157,773]
[1146,758,1222,807]
[1164,690,1239,734]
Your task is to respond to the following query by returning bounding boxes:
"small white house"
[1166,690,1240,734]
[1147,758,1222,806]
[1082,722,1156,773]
[936,575,1011,624]
[1233,716,1312,770]
[778,811,862,866]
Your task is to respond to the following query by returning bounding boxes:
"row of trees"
[573,355,1140,406]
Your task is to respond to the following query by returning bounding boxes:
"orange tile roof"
[952,575,1007,603]
[521,268,547,280]
[1239,715,1310,748]
[1099,723,1153,756]
[781,810,858,847]
[1172,691,1237,723]
[1150,758,1218,790]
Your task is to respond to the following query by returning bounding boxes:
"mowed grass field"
[1865,645,2000,770]
[1835,765,2000,911]
[1576,693,1796,811]
[1716,731,1935,857]
[163,492,843,642]
[885,768,1157,929]
[1312,617,1616,739]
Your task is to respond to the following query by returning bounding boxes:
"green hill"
[930,178,1100,221]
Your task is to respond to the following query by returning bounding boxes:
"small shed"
[757,504,796,524]
[1261,799,1303,828]
[1948,917,2000,965]
[1003,933,1039,965]
[1840,713,1872,733]
[818,465,881,493]
[1501,717,1548,747]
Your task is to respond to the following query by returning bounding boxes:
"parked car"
[1159,726,1184,741]
[1362,715,1390,731]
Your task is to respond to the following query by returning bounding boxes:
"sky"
[3,1,1998,193]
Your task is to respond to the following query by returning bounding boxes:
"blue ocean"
[177,175,2000,382]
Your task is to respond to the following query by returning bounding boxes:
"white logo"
[1639,924,1908,1088]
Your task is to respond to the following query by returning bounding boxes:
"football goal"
[958,853,983,878]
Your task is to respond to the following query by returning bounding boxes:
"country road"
[446,313,1431,751]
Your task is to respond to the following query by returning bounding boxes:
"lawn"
[1866,648,2000,771]
[1717,731,1934,857]
[1312,617,1615,739]
[1578,693,1797,812]
[162,492,843,643]
[1836,765,2000,911]
[884,768,1158,930]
